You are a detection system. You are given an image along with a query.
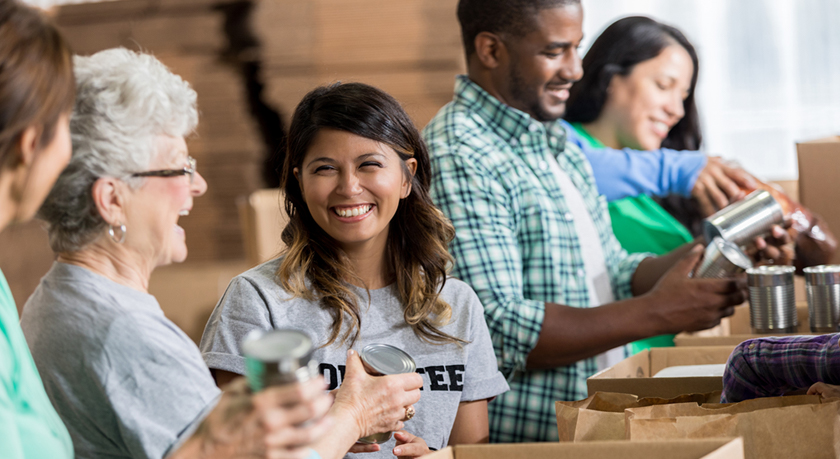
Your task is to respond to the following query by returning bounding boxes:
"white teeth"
[654,121,668,132]
[335,205,371,217]
[179,210,190,216]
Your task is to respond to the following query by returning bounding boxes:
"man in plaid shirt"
[722,334,840,403]
[422,0,790,443]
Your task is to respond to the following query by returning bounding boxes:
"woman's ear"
[13,126,40,169]
[402,158,418,198]
[91,177,126,226]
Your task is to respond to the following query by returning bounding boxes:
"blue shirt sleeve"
[563,121,708,201]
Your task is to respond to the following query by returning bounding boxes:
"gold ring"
[404,405,415,421]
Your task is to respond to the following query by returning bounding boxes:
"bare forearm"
[631,241,699,295]
[525,298,663,369]
[311,407,363,459]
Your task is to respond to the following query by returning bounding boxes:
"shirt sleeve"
[430,148,545,378]
[103,313,221,459]
[566,128,707,201]
[458,284,510,401]
[0,345,25,459]
[721,334,840,403]
[199,275,274,376]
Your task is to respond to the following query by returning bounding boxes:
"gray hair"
[38,48,198,253]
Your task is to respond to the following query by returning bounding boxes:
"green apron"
[570,123,694,353]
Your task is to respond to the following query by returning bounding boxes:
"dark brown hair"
[0,0,75,165]
[565,16,702,150]
[278,82,463,347]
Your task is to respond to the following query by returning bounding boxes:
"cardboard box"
[587,346,736,398]
[423,439,744,459]
[674,301,820,346]
[797,136,840,264]
[237,189,289,267]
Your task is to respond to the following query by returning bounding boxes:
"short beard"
[507,63,563,122]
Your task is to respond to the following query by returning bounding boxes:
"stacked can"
[696,237,753,279]
[241,329,318,392]
[703,190,785,247]
[803,265,840,333]
[746,266,797,333]
[357,343,417,445]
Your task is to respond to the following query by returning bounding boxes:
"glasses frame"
[131,156,196,184]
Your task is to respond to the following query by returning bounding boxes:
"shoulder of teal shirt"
[0,268,74,459]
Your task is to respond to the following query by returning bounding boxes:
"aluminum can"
[242,329,318,392]
[804,265,840,333]
[747,265,797,333]
[703,190,784,247]
[356,343,416,445]
[696,237,753,279]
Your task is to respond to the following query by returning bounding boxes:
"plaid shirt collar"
[453,75,570,156]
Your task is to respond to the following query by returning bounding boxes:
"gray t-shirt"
[21,262,221,459]
[200,258,509,455]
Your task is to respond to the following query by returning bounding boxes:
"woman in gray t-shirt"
[201,83,509,458]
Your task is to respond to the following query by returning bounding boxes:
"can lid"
[747,265,795,286]
[714,237,753,269]
[360,343,416,375]
[242,329,313,362]
[804,265,840,285]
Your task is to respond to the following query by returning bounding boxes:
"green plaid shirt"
[424,76,649,442]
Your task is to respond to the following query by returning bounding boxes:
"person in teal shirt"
[0,3,77,457]
[0,3,344,459]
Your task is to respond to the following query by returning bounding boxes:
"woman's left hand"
[392,430,430,459]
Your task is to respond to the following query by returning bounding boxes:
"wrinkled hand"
[807,382,840,400]
[190,377,333,459]
[748,224,795,266]
[647,245,746,333]
[392,430,430,459]
[692,157,757,217]
[332,350,423,440]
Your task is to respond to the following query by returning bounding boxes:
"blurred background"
[5,0,839,342]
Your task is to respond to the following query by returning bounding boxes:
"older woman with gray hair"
[21,48,420,459]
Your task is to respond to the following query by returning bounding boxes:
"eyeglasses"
[131,156,196,184]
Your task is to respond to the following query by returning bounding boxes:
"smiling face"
[493,4,584,121]
[123,135,207,268]
[295,128,416,255]
[601,44,694,150]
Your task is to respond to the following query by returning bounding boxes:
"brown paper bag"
[626,395,840,459]
[555,391,721,441]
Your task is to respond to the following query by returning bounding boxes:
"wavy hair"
[278,82,462,347]
[565,16,702,150]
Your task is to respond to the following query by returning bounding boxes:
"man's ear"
[474,32,507,69]
[91,177,126,226]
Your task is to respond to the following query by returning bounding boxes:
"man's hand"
[645,245,747,334]
[692,157,757,217]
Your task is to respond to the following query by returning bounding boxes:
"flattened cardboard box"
[798,136,840,264]
[423,439,743,459]
[674,301,819,347]
[587,345,736,398]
